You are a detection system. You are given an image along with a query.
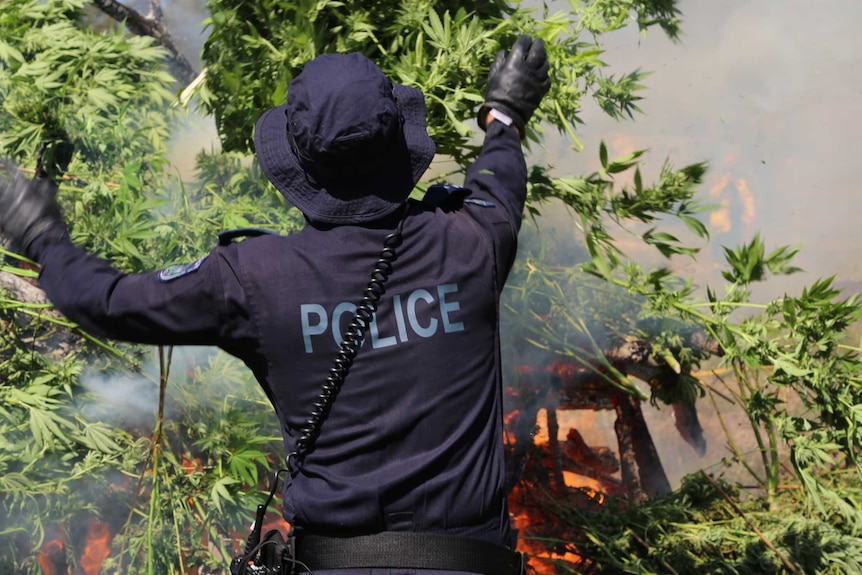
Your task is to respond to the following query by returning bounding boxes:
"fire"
[734,177,756,224]
[510,477,592,574]
[80,518,111,575]
[261,514,291,534]
[706,171,758,233]
[38,534,67,575]
[575,485,606,505]
[506,360,626,573]
[181,453,204,475]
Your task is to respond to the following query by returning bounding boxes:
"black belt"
[294,532,525,575]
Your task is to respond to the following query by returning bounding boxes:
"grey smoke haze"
[530,0,862,484]
[542,0,862,297]
[80,371,161,429]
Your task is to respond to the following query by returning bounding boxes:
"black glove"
[479,35,551,138]
[0,158,66,258]
[37,140,75,181]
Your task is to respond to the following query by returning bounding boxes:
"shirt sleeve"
[28,224,255,351]
[462,120,527,281]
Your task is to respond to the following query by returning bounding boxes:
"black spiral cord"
[232,213,406,574]
[234,468,290,567]
[287,217,404,474]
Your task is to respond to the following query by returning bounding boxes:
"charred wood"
[553,334,716,455]
[505,369,557,494]
[563,428,619,476]
[672,401,706,456]
[507,331,719,500]
[89,0,197,86]
[613,401,646,503]
[614,392,672,498]
[546,402,565,493]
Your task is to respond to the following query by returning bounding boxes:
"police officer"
[0,35,550,574]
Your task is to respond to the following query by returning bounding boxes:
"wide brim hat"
[254,53,436,224]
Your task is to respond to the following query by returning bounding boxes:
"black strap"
[294,532,525,575]
[218,227,276,245]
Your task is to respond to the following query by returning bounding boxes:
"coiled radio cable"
[287,212,406,474]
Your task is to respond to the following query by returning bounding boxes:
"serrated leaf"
[679,214,709,238]
[81,423,122,453]
[210,476,239,512]
[772,358,811,378]
[0,40,24,63]
[87,87,119,110]
[29,409,68,448]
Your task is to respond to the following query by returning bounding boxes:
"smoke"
[167,112,220,179]
[78,370,162,430]
[540,0,862,298]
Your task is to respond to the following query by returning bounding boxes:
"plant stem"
[732,362,781,504]
[147,345,172,574]
[170,467,185,575]
[700,471,800,575]
[706,387,765,486]
[625,528,681,575]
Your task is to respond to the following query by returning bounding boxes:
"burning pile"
[504,330,722,573]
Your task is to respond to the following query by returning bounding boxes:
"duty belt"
[294,531,526,575]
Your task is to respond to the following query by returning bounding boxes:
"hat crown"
[254,52,436,224]
[287,54,401,179]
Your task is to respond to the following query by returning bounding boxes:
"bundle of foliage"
[538,471,862,574]
[200,0,679,161]
[506,218,862,572]
[1,2,299,573]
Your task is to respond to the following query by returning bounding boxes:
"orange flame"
[262,513,292,539]
[181,454,204,475]
[38,535,67,575]
[80,518,111,575]
[506,361,617,574]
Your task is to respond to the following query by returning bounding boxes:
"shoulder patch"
[463,198,496,208]
[158,255,208,283]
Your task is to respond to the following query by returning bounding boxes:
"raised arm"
[0,160,250,348]
[463,35,550,277]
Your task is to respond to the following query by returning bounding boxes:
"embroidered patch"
[158,256,208,283]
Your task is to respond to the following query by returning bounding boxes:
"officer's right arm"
[28,223,254,350]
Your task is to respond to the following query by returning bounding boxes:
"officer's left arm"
[29,223,253,349]
[461,120,527,284]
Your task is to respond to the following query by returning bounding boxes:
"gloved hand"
[36,140,75,181]
[478,35,551,138]
[0,158,66,258]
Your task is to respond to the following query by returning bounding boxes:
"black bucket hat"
[254,53,436,224]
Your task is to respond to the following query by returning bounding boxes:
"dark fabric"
[294,532,524,575]
[0,160,65,257]
[255,53,436,224]
[31,121,526,555]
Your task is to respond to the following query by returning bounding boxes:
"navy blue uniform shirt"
[31,121,526,549]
